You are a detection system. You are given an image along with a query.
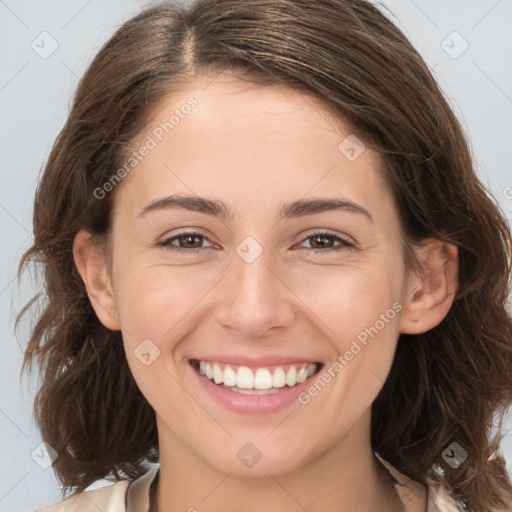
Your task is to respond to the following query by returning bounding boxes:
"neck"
[154,414,405,512]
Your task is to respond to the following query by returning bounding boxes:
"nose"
[214,247,296,339]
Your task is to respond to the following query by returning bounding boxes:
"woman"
[20,1,512,511]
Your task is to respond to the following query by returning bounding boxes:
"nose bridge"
[217,238,295,337]
[235,246,277,301]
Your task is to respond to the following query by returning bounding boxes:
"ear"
[73,229,121,331]
[399,238,459,334]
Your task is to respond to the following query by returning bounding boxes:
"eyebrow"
[138,194,374,223]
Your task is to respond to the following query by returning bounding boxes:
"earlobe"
[399,238,459,334]
[73,229,121,331]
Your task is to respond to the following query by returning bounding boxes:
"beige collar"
[375,452,428,511]
[125,465,159,512]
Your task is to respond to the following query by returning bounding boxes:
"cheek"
[114,262,219,339]
[289,261,403,349]
[113,265,207,411]
[297,278,402,441]
[289,261,403,415]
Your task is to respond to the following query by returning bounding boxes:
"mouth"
[190,359,323,395]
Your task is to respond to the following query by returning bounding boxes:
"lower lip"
[190,362,321,415]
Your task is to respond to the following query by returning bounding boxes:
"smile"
[191,360,319,395]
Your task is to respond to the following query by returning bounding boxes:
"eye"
[296,230,355,253]
[157,229,355,254]
[158,231,214,253]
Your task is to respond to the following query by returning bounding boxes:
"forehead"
[118,73,395,226]
[133,72,365,161]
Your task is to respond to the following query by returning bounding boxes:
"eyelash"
[158,229,355,254]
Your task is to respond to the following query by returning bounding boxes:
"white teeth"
[254,368,273,389]
[230,387,282,395]
[223,366,237,386]
[196,361,318,391]
[296,367,307,384]
[285,366,297,386]
[272,367,286,388]
[237,366,254,389]
[212,364,223,384]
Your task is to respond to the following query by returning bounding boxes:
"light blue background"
[0,1,511,510]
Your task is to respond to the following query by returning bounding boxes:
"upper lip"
[189,355,322,369]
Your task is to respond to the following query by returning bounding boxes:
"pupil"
[313,235,331,248]
[183,235,200,247]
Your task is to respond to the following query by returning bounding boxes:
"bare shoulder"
[33,479,131,512]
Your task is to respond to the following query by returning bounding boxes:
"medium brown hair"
[18,1,512,510]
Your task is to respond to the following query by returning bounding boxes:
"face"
[75,72,456,479]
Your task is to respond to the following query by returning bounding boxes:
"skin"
[74,72,459,512]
